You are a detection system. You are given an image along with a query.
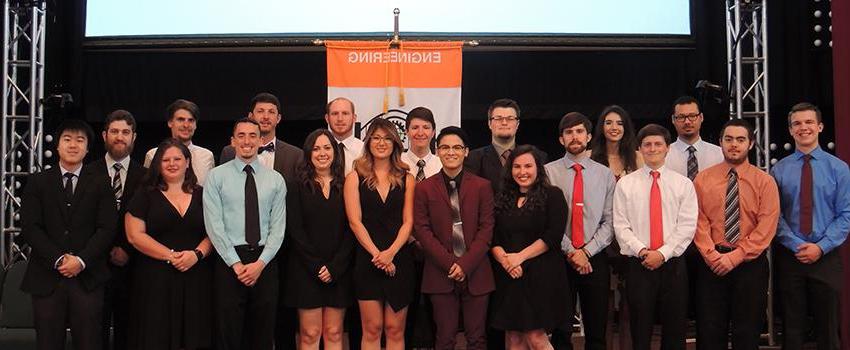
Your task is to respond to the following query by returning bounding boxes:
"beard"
[567,143,587,155]
[724,153,748,165]
[106,142,133,159]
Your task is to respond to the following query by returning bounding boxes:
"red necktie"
[649,170,663,250]
[571,163,584,248]
[799,154,813,235]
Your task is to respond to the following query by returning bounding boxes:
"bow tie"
[258,143,275,154]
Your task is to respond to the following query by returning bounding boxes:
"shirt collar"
[60,163,83,177]
[231,156,262,171]
[105,154,130,170]
[794,146,824,160]
[641,164,667,177]
[716,160,754,175]
[336,134,362,148]
[561,154,590,169]
[492,142,515,159]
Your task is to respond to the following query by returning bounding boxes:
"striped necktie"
[686,146,698,180]
[724,168,740,243]
[112,163,123,206]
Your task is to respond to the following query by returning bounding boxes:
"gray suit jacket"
[219,138,303,182]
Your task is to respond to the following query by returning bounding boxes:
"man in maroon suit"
[413,126,495,350]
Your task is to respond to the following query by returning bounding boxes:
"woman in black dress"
[283,129,354,350]
[490,145,570,350]
[124,138,213,350]
[343,118,416,350]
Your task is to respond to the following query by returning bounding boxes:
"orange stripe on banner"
[326,40,463,88]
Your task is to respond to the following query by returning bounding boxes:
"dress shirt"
[492,142,515,163]
[105,154,131,189]
[334,134,364,175]
[545,155,616,256]
[442,169,464,195]
[203,157,287,266]
[257,139,276,170]
[613,165,698,260]
[665,137,724,179]
[144,142,216,185]
[402,151,442,179]
[770,146,850,254]
[693,161,780,266]
[56,164,86,269]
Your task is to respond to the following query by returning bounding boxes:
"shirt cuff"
[727,248,745,267]
[656,245,674,262]
[75,256,86,270]
[54,255,64,269]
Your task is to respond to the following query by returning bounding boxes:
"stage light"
[814,39,823,47]
[815,25,822,32]
[814,10,822,18]
[15,165,21,172]
[784,143,792,150]
[44,135,53,142]
[828,142,835,149]
[15,181,20,189]
[45,164,52,170]
[44,150,52,158]
[770,158,778,165]
[830,41,833,47]
[769,143,777,151]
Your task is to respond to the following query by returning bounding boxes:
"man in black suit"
[465,98,524,195]
[87,110,146,350]
[20,119,118,350]
[219,93,302,350]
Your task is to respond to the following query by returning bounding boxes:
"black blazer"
[85,158,146,252]
[19,166,118,296]
[464,145,505,195]
[219,138,303,182]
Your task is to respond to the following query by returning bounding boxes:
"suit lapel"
[121,160,145,205]
[273,138,288,176]
[70,167,91,214]
[434,173,452,207]
[48,168,72,221]
[485,145,503,175]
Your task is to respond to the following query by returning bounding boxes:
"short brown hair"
[487,98,520,119]
[326,97,355,115]
[787,102,822,126]
[636,124,671,145]
[104,109,136,132]
[558,112,592,134]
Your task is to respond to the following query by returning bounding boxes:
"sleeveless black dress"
[126,188,212,350]
[353,177,415,311]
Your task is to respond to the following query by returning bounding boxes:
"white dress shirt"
[56,164,86,269]
[664,137,724,179]
[402,151,441,180]
[144,142,215,185]
[257,139,276,170]
[105,154,131,190]
[613,165,698,260]
[335,134,364,175]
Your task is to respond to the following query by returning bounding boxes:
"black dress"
[283,181,354,308]
[126,187,212,350]
[490,185,571,331]
[353,177,415,311]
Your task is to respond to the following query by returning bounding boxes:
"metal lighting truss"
[1,0,46,266]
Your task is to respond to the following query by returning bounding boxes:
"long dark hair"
[590,105,638,172]
[144,138,198,193]
[297,129,345,194]
[495,145,550,214]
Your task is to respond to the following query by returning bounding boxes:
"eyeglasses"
[489,116,519,123]
[437,145,467,152]
[369,136,393,144]
[672,113,701,122]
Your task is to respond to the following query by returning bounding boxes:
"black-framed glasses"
[437,145,467,152]
[489,116,519,123]
[369,136,393,144]
[672,113,701,122]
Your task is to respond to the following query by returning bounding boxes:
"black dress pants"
[273,247,297,350]
[552,253,611,350]
[625,256,688,350]
[214,248,279,350]
[32,278,104,350]
[775,246,842,350]
[102,263,131,350]
[695,253,769,350]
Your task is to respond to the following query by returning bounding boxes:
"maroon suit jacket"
[413,171,495,296]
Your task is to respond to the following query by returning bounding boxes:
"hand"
[109,247,130,266]
[448,263,466,282]
[508,265,523,279]
[58,254,84,278]
[318,265,333,283]
[382,262,396,277]
[711,255,735,276]
[371,250,395,270]
[237,260,266,287]
[795,243,823,264]
[171,250,199,272]
[568,250,592,274]
[641,250,665,270]
[505,253,525,271]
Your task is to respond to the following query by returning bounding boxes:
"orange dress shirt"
[693,161,780,267]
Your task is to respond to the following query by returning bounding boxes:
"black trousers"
[102,263,131,350]
[625,256,688,350]
[214,248,279,350]
[552,253,611,350]
[32,278,104,350]
[695,253,768,350]
[406,245,435,349]
[775,246,843,350]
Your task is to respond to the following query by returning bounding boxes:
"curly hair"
[494,145,550,215]
[297,129,345,194]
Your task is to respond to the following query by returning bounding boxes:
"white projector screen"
[85,0,691,38]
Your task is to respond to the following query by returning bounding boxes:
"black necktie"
[337,141,346,171]
[258,142,275,154]
[244,165,260,246]
[416,159,426,182]
[63,172,76,205]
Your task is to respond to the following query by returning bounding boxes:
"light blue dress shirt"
[771,146,850,254]
[545,155,616,256]
[203,157,287,266]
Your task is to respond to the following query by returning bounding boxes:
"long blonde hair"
[353,118,410,189]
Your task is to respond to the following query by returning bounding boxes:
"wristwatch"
[193,249,204,261]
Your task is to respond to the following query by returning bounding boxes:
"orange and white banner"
[326,40,462,143]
